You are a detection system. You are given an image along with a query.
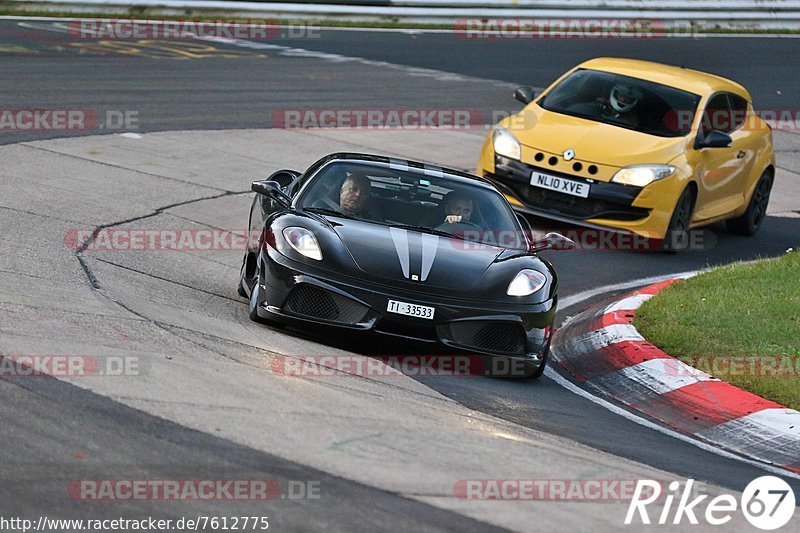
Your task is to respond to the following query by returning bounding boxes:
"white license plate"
[387,300,435,320]
[530,171,590,198]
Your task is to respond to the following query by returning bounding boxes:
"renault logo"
[563,149,575,161]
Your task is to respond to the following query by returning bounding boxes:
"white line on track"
[558,269,700,311]
[14,19,520,87]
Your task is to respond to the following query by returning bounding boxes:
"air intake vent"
[447,321,527,355]
[285,285,368,325]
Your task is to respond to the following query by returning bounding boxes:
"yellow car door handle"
[737,150,746,159]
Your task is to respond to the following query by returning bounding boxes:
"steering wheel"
[595,99,613,115]
[440,220,482,231]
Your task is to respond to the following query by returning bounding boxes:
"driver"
[338,173,374,218]
[597,83,643,127]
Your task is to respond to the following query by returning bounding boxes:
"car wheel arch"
[680,181,699,216]
[760,164,775,185]
[742,164,774,208]
[244,250,258,280]
[757,164,775,193]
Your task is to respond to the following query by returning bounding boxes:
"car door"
[726,93,759,204]
[692,93,752,221]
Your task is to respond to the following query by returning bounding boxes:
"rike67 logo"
[626,477,795,530]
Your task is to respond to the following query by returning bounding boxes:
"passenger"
[439,191,474,225]
[442,191,474,225]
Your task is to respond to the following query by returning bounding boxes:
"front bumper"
[484,155,679,239]
[255,247,555,363]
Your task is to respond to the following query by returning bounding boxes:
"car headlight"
[282,227,322,261]
[507,269,547,297]
[493,127,521,161]
[611,165,676,187]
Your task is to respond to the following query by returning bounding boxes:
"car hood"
[333,221,504,292]
[508,106,688,176]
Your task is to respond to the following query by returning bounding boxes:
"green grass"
[634,251,800,410]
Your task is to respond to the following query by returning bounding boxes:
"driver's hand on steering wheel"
[444,214,463,224]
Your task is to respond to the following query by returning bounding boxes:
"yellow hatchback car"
[478,58,775,248]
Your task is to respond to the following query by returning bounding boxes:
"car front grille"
[489,157,650,221]
[507,181,650,221]
[284,284,368,325]
[446,320,527,355]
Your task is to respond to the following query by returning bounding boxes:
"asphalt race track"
[1,19,799,531]
[3,21,800,143]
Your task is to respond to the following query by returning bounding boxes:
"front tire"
[237,262,248,298]
[528,337,551,380]
[663,187,695,252]
[726,171,773,236]
[248,276,264,322]
[247,258,284,328]
[238,251,256,298]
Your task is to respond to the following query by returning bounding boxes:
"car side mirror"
[252,180,292,207]
[530,232,575,252]
[695,130,732,150]
[267,169,300,190]
[514,86,536,105]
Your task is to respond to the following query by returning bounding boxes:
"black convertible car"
[238,153,571,378]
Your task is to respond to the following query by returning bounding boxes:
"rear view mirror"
[514,86,536,105]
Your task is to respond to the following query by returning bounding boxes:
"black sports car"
[238,153,572,378]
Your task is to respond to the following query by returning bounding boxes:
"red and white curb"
[551,279,800,473]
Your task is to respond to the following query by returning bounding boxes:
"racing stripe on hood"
[389,227,410,279]
[420,234,439,282]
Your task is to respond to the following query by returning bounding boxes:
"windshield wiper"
[304,206,356,220]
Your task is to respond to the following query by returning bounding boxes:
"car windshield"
[539,68,701,137]
[297,161,527,250]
